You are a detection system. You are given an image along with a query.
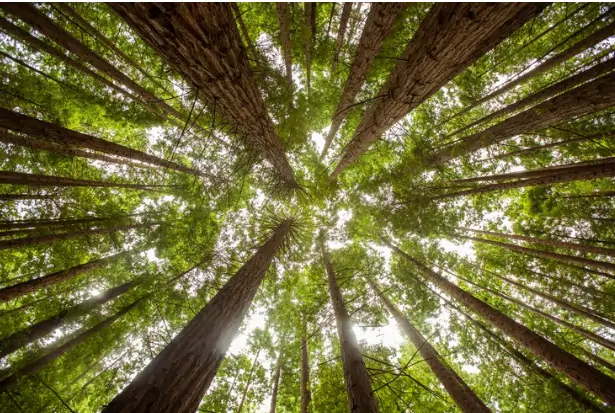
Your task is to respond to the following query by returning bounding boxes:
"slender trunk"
[276,3,293,90]
[426,71,615,167]
[0,171,171,190]
[563,190,615,198]
[237,348,261,413]
[0,109,214,179]
[321,3,403,158]
[383,238,615,404]
[231,3,259,62]
[331,3,353,74]
[331,3,546,179]
[319,233,379,413]
[0,215,140,231]
[102,220,293,413]
[0,194,56,201]
[346,4,362,47]
[580,348,615,374]
[300,326,311,413]
[326,4,336,39]
[269,348,283,413]
[305,3,313,93]
[455,19,615,118]
[110,3,298,188]
[0,298,143,392]
[310,3,317,43]
[367,277,490,413]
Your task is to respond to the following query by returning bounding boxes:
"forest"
[1,2,615,412]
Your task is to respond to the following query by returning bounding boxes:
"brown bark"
[426,71,615,167]
[321,3,403,158]
[0,194,56,201]
[331,3,546,179]
[0,215,137,231]
[0,109,214,179]
[269,348,283,413]
[331,3,353,74]
[0,298,142,392]
[237,348,261,413]
[0,251,130,302]
[276,3,293,90]
[319,233,379,413]
[368,277,489,413]
[326,3,336,39]
[0,171,169,191]
[101,220,293,413]
[110,3,298,187]
[383,238,615,404]
[300,328,311,413]
[305,3,313,93]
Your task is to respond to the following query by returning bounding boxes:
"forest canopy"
[1,2,615,413]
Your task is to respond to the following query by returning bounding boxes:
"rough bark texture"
[111,3,297,187]
[300,331,311,413]
[0,109,213,179]
[331,3,547,178]
[332,3,353,74]
[276,3,293,90]
[368,277,489,413]
[426,72,615,167]
[320,234,379,413]
[102,220,292,413]
[270,349,283,413]
[0,251,129,302]
[0,171,168,191]
[383,238,615,404]
[322,3,403,158]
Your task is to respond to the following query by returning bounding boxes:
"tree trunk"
[304,3,314,94]
[492,132,614,160]
[319,233,379,413]
[0,109,215,179]
[237,347,261,413]
[383,238,615,404]
[331,3,546,179]
[426,71,615,167]
[231,3,259,62]
[110,3,298,188]
[0,194,56,201]
[0,215,142,231]
[101,220,294,413]
[367,277,490,413]
[563,190,615,198]
[331,3,353,74]
[321,3,403,158]
[276,3,293,92]
[326,4,336,39]
[300,327,311,413]
[580,348,615,374]
[269,348,283,413]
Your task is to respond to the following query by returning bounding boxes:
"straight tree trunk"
[231,3,259,62]
[425,71,615,167]
[563,190,615,198]
[326,4,336,39]
[0,109,214,179]
[319,233,379,413]
[101,220,294,413]
[0,171,169,191]
[305,3,312,94]
[110,4,298,188]
[331,3,546,179]
[493,133,613,160]
[269,348,283,413]
[0,250,130,301]
[237,348,261,413]
[276,3,294,91]
[321,3,403,158]
[300,327,311,413]
[0,215,142,231]
[580,348,615,374]
[0,194,56,201]
[367,277,490,413]
[382,237,615,404]
[331,3,353,74]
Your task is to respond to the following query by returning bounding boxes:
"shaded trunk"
[322,3,403,158]
[368,277,489,413]
[0,194,56,201]
[231,3,259,62]
[102,220,293,413]
[0,215,142,231]
[304,3,313,93]
[319,233,379,413]
[580,348,615,374]
[111,3,298,188]
[426,72,615,167]
[237,348,261,413]
[326,3,336,39]
[0,171,171,191]
[276,3,293,91]
[0,109,214,179]
[269,348,283,413]
[300,328,311,413]
[382,238,615,404]
[493,132,614,160]
[331,3,546,179]
[563,190,615,198]
[331,3,353,74]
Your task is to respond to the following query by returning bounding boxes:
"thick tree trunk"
[319,234,379,413]
[383,238,615,404]
[426,71,615,167]
[300,328,311,413]
[111,3,298,188]
[276,3,294,91]
[368,277,490,413]
[321,3,403,158]
[269,348,283,413]
[0,109,214,179]
[237,347,261,413]
[331,3,546,179]
[0,171,169,191]
[101,220,293,413]
[331,3,353,74]
[0,251,130,301]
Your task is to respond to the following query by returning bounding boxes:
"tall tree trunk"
[425,71,615,167]
[111,3,298,188]
[331,3,546,179]
[0,171,174,191]
[321,3,403,158]
[237,348,261,413]
[454,19,615,118]
[319,233,379,413]
[0,109,215,179]
[563,190,615,198]
[367,277,490,413]
[101,220,294,413]
[231,3,259,62]
[326,3,336,39]
[304,3,315,94]
[0,215,142,231]
[331,3,353,74]
[300,325,311,413]
[269,348,283,413]
[492,132,614,160]
[0,193,56,201]
[276,3,294,92]
[382,238,615,404]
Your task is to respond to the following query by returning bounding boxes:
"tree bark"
[0,194,56,201]
[367,277,490,413]
[101,220,293,413]
[269,348,283,413]
[331,3,546,179]
[426,71,615,167]
[319,233,379,413]
[0,171,169,191]
[237,347,261,413]
[231,3,259,62]
[0,215,139,231]
[383,238,615,404]
[276,3,293,92]
[111,3,298,188]
[300,327,311,413]
[326,4,336,39]
[321,3,403,158]
[492,132,614,160]
[331,3,353,74]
